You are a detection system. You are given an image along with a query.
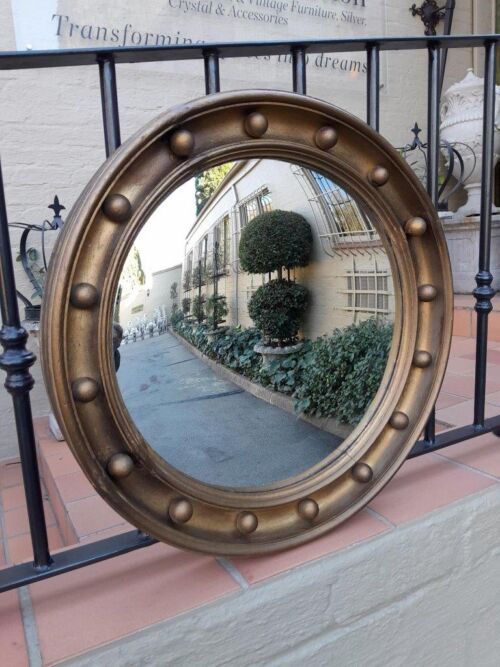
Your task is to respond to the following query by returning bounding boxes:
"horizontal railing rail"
[0,34,496,70]
[0,32,498,593]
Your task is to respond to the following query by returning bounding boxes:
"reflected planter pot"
[254,341,304,369]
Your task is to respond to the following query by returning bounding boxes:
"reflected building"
[183,159,395,339]
[117,258,182,326]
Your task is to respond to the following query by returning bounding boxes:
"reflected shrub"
[295,319,393,425]
[172,318,392,425]
[239,210,312,346]
[182,297,191,315]
[170,310,184,327]
[210,326,262,378]
[206,294,228,328]
[173,320,261,378]
[248,280,308,345]
[239,210,313,274]
[192,294,205,322]
[259,340,314,394]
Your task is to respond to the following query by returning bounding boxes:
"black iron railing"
[0,33,498,593]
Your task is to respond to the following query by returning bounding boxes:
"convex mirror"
[42,91,452,555]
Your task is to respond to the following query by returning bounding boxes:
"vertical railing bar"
[426,43,441,204]
[473,40,497,427]
[423,41,441,445]
[203,50,220,95]
[366,43,380,132]
[98,56,121,157]
[439,0,456,93]
[0,161,51,569]
[292,47,307,95]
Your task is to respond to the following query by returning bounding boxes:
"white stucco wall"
[64,484,500,667]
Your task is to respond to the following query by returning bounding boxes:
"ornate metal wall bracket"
[9,196,65,320]
[398,122,476,211]
[41,91,453,555]
[410,0,449,36]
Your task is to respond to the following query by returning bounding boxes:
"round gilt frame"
[41,91,452,555]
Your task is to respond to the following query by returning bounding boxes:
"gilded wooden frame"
[41,91,452,555]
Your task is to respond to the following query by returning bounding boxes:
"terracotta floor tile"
[485,390,500,406]
[66,495,128,538]
[230,510,388,585]
[78,523,133,544]
[0,590,29,667]
[437,432,500,478]
[436,399,499,428]
[4,502,56,538]
[44,448,81,478]
[435,420,450,433]
[488,312,500,342]
[37,435,67,459]
[435,391,468,410]
[453,295,474,308]
[1,485,27,511]
[446,357,499,377]
[0,461,23,489]
[452,309,473,338]
[4,506,30,537]
[463,349,500,366]
[445,357,477,375]
[449,337,477,357]
[8,525,63,565]
[440,374,500,400]
[30,543,239,665]
[33,416,51,438]
[368,454,495,526]
[55,471,96,504]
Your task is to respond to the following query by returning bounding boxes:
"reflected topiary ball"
[239,210,313,274]
[248,279,309,344]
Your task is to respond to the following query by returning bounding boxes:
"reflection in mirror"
[114,159,395,488]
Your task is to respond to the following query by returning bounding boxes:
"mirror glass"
[113,159,395,488]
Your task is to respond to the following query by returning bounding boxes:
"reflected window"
[292,165,378,247]
[239,187,272,229]
[345,267,389,315]
[302,170,376,244]
[259,190,273,213]
[198,235,208,267]
[246,275,265,305]
[214,214,231,269]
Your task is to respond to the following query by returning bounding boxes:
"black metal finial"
[410,1,447,36]
[48,195,65,228]
[410,122,423,148]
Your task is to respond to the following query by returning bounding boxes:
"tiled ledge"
[453,294,500,341]
[0,423,499,665]
[66,484,500,667]
[1,334,500,665]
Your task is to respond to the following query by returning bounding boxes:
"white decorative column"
[440,69,500,293]
[441,68,500,218]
